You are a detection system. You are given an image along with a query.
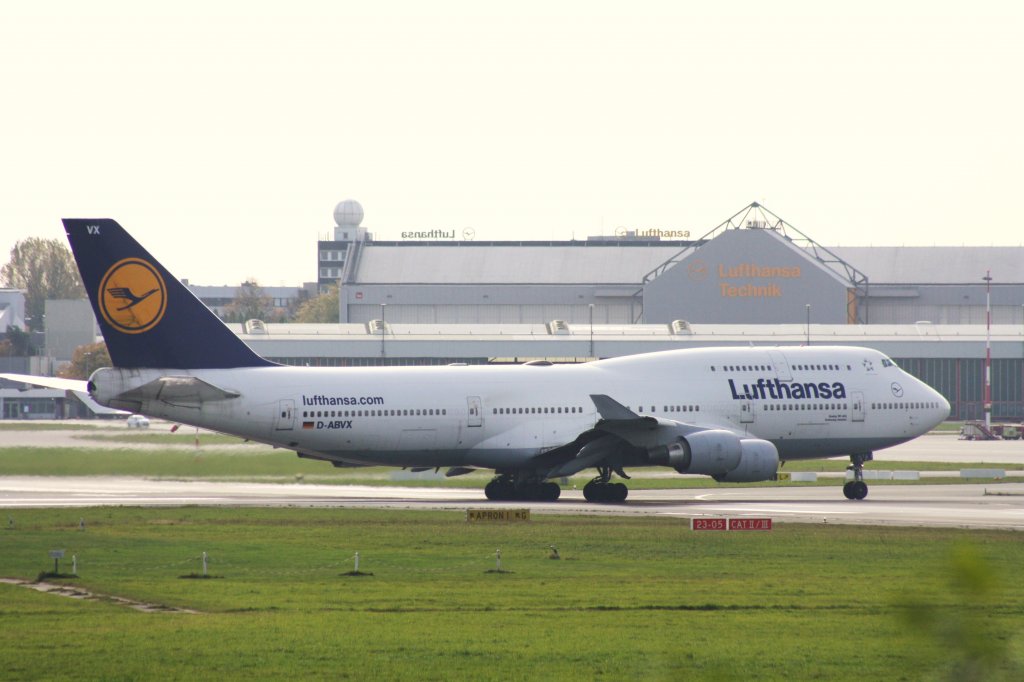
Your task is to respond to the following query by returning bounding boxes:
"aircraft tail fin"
[63,219,273,369]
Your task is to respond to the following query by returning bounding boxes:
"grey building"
[44,299,97,363]
[335,202,1024,328]
[340,241,685,325]
[319,199,373,294]
[642,226,858,325]
[0,289,25,330]
[185,284,317,320]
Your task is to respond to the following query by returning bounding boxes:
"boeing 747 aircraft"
[2,219,950,502]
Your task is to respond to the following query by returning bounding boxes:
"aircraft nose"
[931,387,951,425]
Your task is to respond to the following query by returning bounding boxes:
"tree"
[2,325,34,356]
[57,341,111,379]
[225,280,273,323]
[1,237,84,331]
[294,285,340,323]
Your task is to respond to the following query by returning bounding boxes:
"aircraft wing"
[589,393,720,438]
[541,394,741,479]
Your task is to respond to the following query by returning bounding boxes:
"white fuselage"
[91,346,950,470]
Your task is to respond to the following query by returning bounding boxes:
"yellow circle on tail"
[98,258,167,334]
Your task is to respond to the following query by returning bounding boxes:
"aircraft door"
[467,396,483,427]
[740,401,754,424]
[275,399,295,430]
[851,392,865,422]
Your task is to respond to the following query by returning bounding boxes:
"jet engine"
[648,428,779,483]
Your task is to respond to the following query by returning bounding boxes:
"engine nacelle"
[648,429,779,482]
[713,438,779,482]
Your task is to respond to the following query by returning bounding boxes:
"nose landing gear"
[843,453,872,500]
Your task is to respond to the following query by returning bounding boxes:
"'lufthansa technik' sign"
[716,262,802,298]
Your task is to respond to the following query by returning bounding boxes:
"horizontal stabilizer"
[0,373,89,392]
[116,376,240,404]
[71,390,130,416]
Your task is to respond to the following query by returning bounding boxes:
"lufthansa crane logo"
[98,258,167,334]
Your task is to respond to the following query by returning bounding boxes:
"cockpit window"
[881,358,898,368]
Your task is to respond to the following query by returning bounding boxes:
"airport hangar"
[243,201,1024,423]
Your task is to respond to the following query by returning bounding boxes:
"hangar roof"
[349,239,1024,287]
[354,244,682,285]
[828,247,1024,284]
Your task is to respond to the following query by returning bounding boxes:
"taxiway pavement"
[1,476,1022,531]
[1,428,1022,530]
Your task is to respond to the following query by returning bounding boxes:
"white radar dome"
[334,199,364,228]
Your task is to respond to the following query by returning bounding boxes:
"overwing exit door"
[276,399,295,430]
[467,396,483,427]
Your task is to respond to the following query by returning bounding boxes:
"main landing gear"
[484,473,561,502]
[582,466,629,503]
[483,466,631,504]
[843,453,872,500]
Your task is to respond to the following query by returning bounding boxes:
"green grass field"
[1,443,1020,491]
[1,424,1021,679]
[0,508,1021,680]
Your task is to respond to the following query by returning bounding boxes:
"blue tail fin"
[64,219,273,369]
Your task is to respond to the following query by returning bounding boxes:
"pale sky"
[1,1,1022,286]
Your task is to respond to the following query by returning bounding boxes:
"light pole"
[589,304,594,358]
[380,303,386,361]
[983,272,992,428]
[805,304,811,346]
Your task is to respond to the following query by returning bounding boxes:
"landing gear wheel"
[485,477,514,501]
[844,454,872,501]
[541,481,561,501]
[486,476,560,501]
[851,480,868,500]
[842,479,869,500]
[582,479,629,503]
